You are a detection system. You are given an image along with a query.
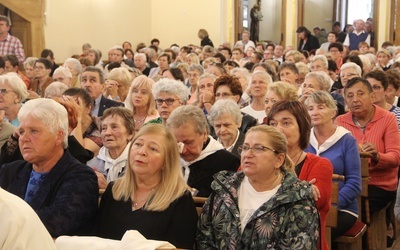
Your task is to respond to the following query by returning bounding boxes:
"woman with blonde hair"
[264,81,298,117]
[198,28,214,47]
[104,67,133,102]
[96,124,197,249]
[185,53,200,66]
[124,75,159,131]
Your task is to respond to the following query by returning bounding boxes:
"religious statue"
[250,3,263,42]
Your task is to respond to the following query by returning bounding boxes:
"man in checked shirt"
[0,15,25,63]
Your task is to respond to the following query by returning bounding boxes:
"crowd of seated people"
[1,14,400,249]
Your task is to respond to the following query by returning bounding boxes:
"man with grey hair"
[167,105,240,197]
[0,15,25,63]
[81,66,123,117]
[0,98,98,237]
[343,19,371,51]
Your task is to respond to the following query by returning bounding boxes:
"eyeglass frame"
[237,144,278,155]
[155,98,180,106]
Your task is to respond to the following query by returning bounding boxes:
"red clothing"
[335,105,400,191]
[298,153,333,250]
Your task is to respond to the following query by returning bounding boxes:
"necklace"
[134,115,147,130]
[293,151,304,166]
[131,189,154,211]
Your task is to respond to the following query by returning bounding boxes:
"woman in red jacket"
[267,100,333,250]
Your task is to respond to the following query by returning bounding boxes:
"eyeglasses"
[215,92,232,98]
[0,89,15,95]
[155,98,179,105]
[237,145,277,155]
[34,66,45,70]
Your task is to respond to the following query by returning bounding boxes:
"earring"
[275,168,279,175]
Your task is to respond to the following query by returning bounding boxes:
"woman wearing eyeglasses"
[266,100,333,250]
[147,78,189,126]
[196,125,320,249]
[124,75,159,132]
[0,74,29,127]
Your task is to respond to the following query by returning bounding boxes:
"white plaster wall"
[45,0,229,63]
[150,0,223,49]
[303,0,334,32]
[44,0,151,63]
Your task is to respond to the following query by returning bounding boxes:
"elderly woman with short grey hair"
[63,58,83,88]
[300,71,345,115]
[147,78,189,126]
[23,57,38,87]
[44,81,69,99]
[208,99,244,158]
[0,73,29,126]
[187,64,204,105]
[52,66,72,87]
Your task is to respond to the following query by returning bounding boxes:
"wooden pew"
[193,197,207,216]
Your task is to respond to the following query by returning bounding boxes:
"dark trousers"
[368,185,396,213]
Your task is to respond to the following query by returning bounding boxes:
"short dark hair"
[213,75,243,100]
[162,68,184,82]
[159,52,172,64]
[40,49,54,59]
[328,42,344,52]
[243,61,255,71]
[386,69,400,91]
[107,62,121,71]
[333,21,341,27]
[83,66,105,83]
[344,77,373,94]
[36,58,52,69]
[0,15,10,26]
[63,87,92,108]
[213,53,226,63]
[223,60,239,69]
[4,54,18,67]
[151,38,160,45]
[266,100,311,150]
[343,55,364,75]
[251,62,275,77]
[278,62,299,75]
[327,59,338,72]
[364,70,389,90]
[220,47,232,57]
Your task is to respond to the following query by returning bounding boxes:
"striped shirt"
[0,33,25,63]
